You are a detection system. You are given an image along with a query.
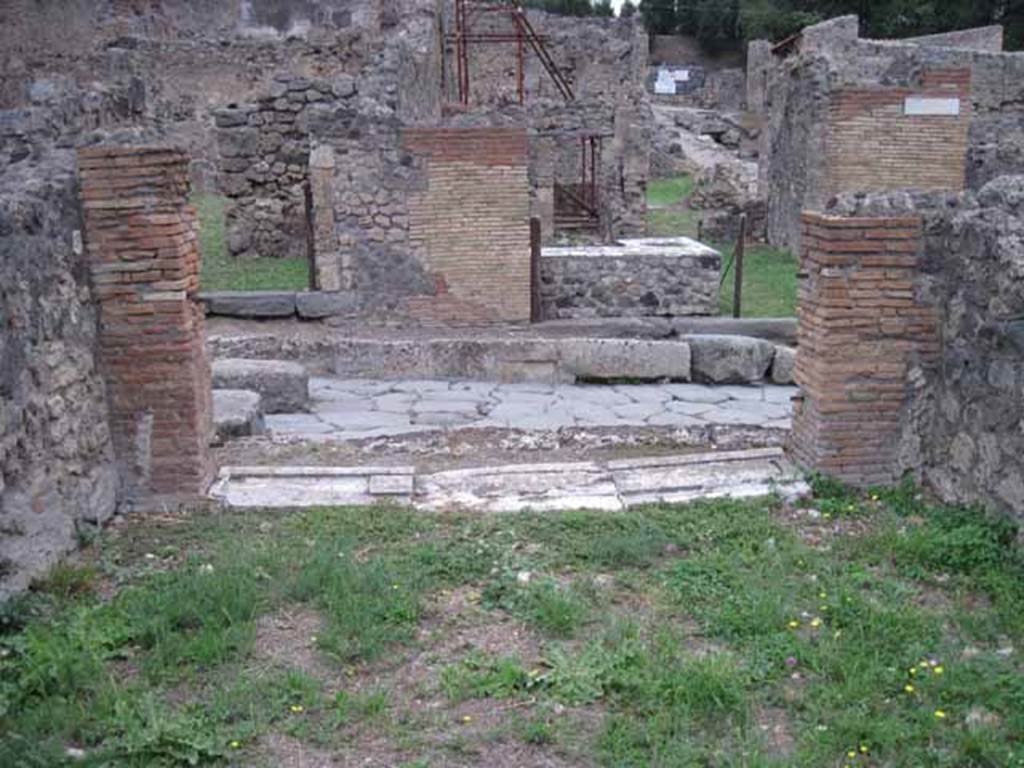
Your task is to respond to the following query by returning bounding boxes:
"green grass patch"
[718,243,798,317]
[2,489,1023,766]
[194,194,309,292]
[647,175,695,207]
[646,174,799,318]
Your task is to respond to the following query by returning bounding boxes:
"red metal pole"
[516,12,524,104]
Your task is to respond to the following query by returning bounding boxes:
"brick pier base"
[789,212,938,486]
[78,146,213,503]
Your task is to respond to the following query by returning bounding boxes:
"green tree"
[620,0,638,17]
[641,0,679,33]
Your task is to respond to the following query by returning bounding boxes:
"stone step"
[212,389,265,444]
[211,358,309,413]
[209,447,808,511]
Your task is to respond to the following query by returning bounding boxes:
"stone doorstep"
[209,447,808,511]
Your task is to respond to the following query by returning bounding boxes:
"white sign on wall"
[654,67,691,95]
[904,96,961,116]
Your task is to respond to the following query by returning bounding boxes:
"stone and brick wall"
[214,74,354,261]
[540,238,721,319]
[78,146,213,502]
[791,183,1024,517]
[1,152,118,597]
[756,16,1024,253]
[825,70,970,197]
[790,212,939,486]
[403,127,531,323]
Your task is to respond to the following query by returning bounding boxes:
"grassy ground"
[717,243,799,317]
[2,481,1022,766]
[194,195,310,293]
[645,175,799,317]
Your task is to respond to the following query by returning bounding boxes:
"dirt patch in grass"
[254,608,335,682]
[260,732,341,768]
[755,705,795,757]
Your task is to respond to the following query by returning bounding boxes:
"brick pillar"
[789,212,938,486]
[77,146,213,503]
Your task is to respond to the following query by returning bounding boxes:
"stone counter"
[539,237,721,319]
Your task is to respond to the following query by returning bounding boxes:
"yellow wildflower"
[290,704,304,713]
[810,617,822,628]
[933,665,944,675]
[904,684,915,694]
[787,620,800,629]
[934,709,946,719]
[229,741,241,749]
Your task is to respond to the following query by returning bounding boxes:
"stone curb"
[209,447,808,511]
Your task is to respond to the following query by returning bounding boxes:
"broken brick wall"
[78,146,213,503]
[402,127,531,323]
[790,212,938,487]
[791,180,1024,517]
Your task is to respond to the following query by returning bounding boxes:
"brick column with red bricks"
[77,146,213,503]
[789,212,939,487]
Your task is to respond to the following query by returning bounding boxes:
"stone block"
[201,291,297,318]
[296,291,358,319]
[212,389,265,443]
[560,338,691,381]
[212,358,309,413]
[771,345,796,384]
[684,334,775,384]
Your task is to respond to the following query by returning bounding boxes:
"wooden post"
[732,213,747,319]
[530,217,542,322]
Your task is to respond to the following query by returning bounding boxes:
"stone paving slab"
[257,376,798,442]
[210,448,808,511]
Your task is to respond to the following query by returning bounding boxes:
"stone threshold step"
[209,447,808,512]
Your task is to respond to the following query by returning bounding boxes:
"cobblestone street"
[263,377,797,441]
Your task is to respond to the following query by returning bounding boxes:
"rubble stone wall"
[0,153,118,597]
[916,178,1024,515]
[540,241,721,319]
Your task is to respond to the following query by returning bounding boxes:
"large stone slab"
[684,334,775,384]
[201,291,297,318]
[211,358,309,413]
[209,465,415,507]
[296,291,359,319]
[212,389,265,443]
[559,338,691,381]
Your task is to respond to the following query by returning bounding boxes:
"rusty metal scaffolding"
[446,1,603,230]
[446,0,574,105]
[553,136,602,231]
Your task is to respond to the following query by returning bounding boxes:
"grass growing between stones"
[193,194,310,292]
[2,487,1023,766]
